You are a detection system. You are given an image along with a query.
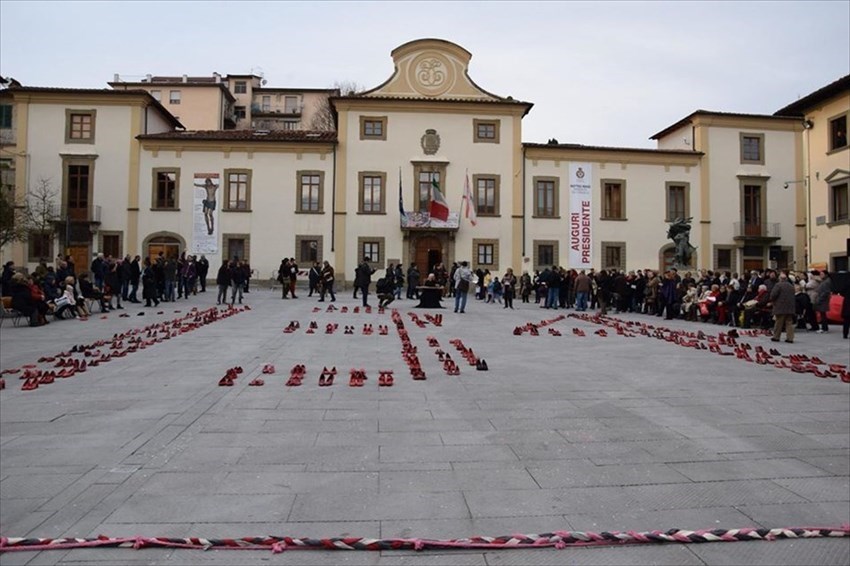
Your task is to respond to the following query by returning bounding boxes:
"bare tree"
[309,80,364,131]
[22,178,61,258]
[0,162,26,249]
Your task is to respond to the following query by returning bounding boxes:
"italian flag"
[429,180,450,221]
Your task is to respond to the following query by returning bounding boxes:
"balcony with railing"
[732,221,781,241]
[250,103,302,117]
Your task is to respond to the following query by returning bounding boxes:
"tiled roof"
[137,130,338,143]
[523,142,703,156]
[333,94,533,106]
[1,86,184,129]
[774,74,850,117]
[650,110,800,140]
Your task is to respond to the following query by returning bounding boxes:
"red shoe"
[218,375,234,386]
[249,378,264,386]
[21,376,39,390]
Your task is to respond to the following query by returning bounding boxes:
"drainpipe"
[331,145,336,252]
[521,145,527,257]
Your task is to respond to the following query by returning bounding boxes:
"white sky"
[1,1,848,148]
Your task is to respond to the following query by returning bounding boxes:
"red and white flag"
[462,172,477,227]
[429,180,450,221]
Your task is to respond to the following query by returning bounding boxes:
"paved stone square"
[1,288,848,565]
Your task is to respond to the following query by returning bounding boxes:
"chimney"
[182,74,188,83]
[113,73,120,82]
[145,74,152,83]
[213,72,221,83]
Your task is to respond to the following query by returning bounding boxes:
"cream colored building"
[775,75,849,273]
[110,74,235,130]
[0,87,181,271]
[1,39,845,284]
[652,111,805,274]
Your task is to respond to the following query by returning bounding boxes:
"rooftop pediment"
[361,38,506,101]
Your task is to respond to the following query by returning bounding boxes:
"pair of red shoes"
[378,371,394,387]
[218,366,243,386]
[262,364,275,374]
[248,378,264,386]
[287,364,306,386]
[318,367,336,387]
[349,369,367,387]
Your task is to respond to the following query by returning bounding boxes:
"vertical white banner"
[193,173,219,254]
[568,163,593,268]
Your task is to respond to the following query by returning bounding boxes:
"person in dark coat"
[196,255,209,293]
[840,275,850,340]
[308,261,321,297]
[1,261,16,297]
[128,256,141,303]
[216,260,230,305]
[769,272,796,343]
[814,271,833,333]
[142,258,159,307]
[354,257,376,307]
[406,263,421,299]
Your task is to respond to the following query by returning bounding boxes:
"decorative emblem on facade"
[576,167,586,179]
[421,129,440,155]
[416,58,445,88]
[409,52,454,97]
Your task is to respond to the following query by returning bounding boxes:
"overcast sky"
[1,1,848,147]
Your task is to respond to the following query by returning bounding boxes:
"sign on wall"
[568,163,593,268]
[192,173,219,254]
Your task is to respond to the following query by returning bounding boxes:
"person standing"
[230,260,245,305]
[288,259,299,298]
[574,270,591,311]
[520,271,532,303]
[142,258,159,307]
[91,253,106,291]
[354,257,376,307]
[319,260,336,302]
[278,259,290,299]
[406,262,421,300]
[308,261,321,297]
[394,263,404,300]
[216,260,230,305]
[814,270,833,333]
[502,267,517,309]
[196,254,209,293]
[129,255,141,302]
[769,272,796,343]
[453,260,474,313]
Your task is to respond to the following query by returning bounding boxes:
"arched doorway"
[414,235,442,276]
[144,233,185,261]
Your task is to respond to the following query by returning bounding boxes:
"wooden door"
[67,245,90,276]
[415,236,441,276]
[743,184,762,236]
[743,259,763,272]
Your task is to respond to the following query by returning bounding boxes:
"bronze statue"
[667,217,696,266]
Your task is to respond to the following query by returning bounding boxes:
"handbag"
[743,299,758,309]
[54,295,71,308]
[457,279,470,292]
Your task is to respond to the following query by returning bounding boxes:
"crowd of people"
[1,252,214,326]
[3,252,848,340]
[513,265,850,340]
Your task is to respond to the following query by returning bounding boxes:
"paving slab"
[2,291,848,565]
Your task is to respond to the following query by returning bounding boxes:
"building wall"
[137,143,335,272]
[338,105,519,278]
[802,93,850,270]
[701,122,801,272]
[524,151,701,272]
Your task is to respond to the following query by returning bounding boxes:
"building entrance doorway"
[147,236,182,261]
[414,235,442,277]
[66,245,90,277]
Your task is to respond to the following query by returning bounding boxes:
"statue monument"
[667,217,696,267]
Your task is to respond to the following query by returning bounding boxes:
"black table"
[415,286,444,308]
